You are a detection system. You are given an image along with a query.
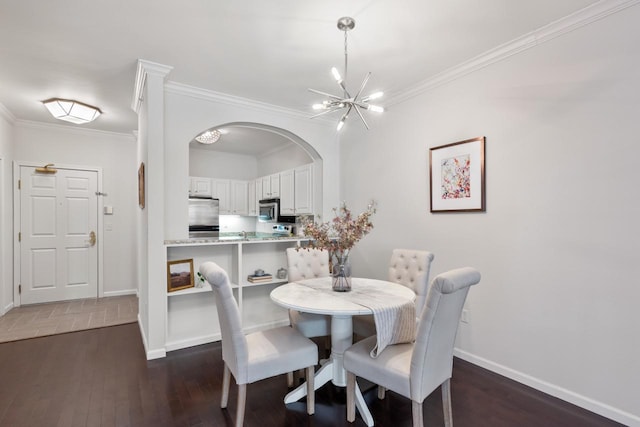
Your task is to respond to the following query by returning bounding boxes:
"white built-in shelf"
[244,279,288,288]
[167,282,212,297]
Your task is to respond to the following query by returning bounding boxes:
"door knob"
[88,231,96,247]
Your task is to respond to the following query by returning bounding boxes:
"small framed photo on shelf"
[167,259,195,292]
[429,136,486,212]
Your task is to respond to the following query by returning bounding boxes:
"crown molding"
[15,119,136,140]
[0,102,16,123]
[131,59,174,113]
[388,0,640,106]
[164,81,334,124]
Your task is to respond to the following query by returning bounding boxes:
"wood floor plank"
[0,323,625,427]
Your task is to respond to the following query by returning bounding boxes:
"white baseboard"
[454,348,640,427]
[164,320,290,354]
[137,314,166,360]
[166,333,222,352]
[103,289,138,297]
[2,301,13,315]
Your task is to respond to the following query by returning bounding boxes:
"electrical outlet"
[461,309,469,324]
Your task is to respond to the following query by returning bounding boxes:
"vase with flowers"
[301,201,376,292]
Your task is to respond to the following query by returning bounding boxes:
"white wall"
[13,122,138,297]
[340,6,640,426]
[189,148,257,179]
[0,107,14,314]
[257,143,311,176]
[163,85,340,241]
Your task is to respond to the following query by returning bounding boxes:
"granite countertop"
[165,232,308,245]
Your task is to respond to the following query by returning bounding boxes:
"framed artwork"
[429,136,485,212]
[167,259,195,292]
[138,162,145,209]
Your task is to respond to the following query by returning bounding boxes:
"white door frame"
[13,161,104,307]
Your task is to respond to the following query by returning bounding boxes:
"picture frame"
[138,162,145,209]
[429,136,485,212]
[167,259,195,292]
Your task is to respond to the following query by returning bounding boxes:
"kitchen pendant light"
[42,98,101,124]
[195,129,221,144]
[309,17,384,131]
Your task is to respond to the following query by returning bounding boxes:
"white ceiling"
[0,0,598,141]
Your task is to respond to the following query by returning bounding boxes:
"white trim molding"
[454,348,640,427]
[164,81,325,122]
[103,289,138,297]
[131,59,174,113]
[14,119,135,140]
[389,0,640,106]
[0,103,16,123]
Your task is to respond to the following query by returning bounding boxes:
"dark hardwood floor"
[0,323,624,427]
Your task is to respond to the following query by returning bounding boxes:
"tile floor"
[0,295,137,343]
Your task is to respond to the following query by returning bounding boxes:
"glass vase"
[331,251,352,292]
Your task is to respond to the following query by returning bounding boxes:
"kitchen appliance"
[189,197,220,238]
[258,198,295,223]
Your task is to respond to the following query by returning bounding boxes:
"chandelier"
[309,17,384,131]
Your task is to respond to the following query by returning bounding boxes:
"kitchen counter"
[165,232,308,246]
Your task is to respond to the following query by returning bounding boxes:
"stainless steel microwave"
[258,198,295,223]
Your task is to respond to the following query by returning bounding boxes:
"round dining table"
[270,276,415,427]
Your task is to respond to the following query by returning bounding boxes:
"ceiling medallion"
[309,17,384,131]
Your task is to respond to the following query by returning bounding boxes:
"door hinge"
[18,284,21,294]
[18,232,21,242]
[18,179,21,190]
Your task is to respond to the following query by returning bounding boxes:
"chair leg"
[346,371,356,422]
[442,378,453,427]
[286,371,294,387]
[377,385,386,399]
[306,366,315,415]
[236,383,246,427]
[221,363,231,408]
[412,400,424,427]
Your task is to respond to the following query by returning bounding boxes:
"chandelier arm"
[337,80,351,99]
[309,107,345,119]
[353,105,370,130]
[340,104,353,119]
[308,88,343,100]
[352,72,371,101]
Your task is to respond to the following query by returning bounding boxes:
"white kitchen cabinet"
[229,180,248,215]
[211,178,230,214]
[261,173,280,199]
[294,163,313,214]
[277,164,313,215]
[248,180,257,216]
[279,169,295,215]
[189,176,212,197]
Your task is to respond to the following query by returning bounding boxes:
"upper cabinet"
[280,163,313,216]
[261,173,280,199]
[294,164,313,215]
[279,169,295,215]
[189,176,212,197]
[230,180,249,215]
[248,180,257,216]
[210,178,230,214]
[210,178,249,215]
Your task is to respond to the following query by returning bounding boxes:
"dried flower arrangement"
[301,201,377,264]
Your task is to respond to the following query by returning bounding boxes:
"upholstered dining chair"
[286,247,331,339]
[352,249,435,338]
[344,267,481,427]
[200,261,318,427]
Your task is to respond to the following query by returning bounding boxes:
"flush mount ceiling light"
[309,17,384,131]
[195,129,221,144]
[42,98,101,124]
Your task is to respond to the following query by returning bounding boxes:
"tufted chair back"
[286,248,330,282]
[388,249,435,318]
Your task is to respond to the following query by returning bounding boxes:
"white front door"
[19,165,98,304]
